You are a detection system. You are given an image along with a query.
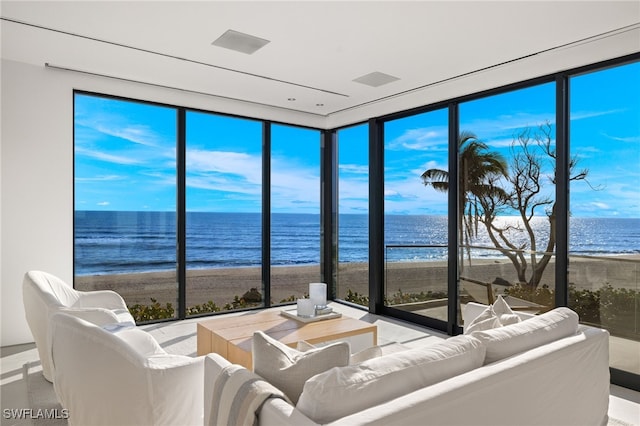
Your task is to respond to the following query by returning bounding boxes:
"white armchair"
[50,312,204,426]
[22,270,134,382]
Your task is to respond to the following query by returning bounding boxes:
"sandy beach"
[75,254,639,310]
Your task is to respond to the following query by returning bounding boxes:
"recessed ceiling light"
[353,71,400,87]
[316,103,324,107]
[287,98,296,101]
[212,29,270,55]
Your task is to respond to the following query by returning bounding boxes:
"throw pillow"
[252,331,350,403]
[297,340,384,365]
[498,313,522,326]
[492,295,522,326]
[463,296,522,334]
[464,305,501,334]
[296,334,486,424]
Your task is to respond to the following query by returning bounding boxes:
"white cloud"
[601,132,640,144]
[75,175,124,182]
[75,146,142,165]
[383,170,448,215]
[570,109,626,121]
[484,137,519,148]
[94,124,161,147]
[75,105,169,148]
[589,201,611,210]
[339,164,369,174]
[387,127,447,151]
[460,113,555,141]
[417,160,443,174]
[271,157,320,209]
[187,175,260,196]
[339,176,368,201]
[187,149,262,184]
[185,149,323,211]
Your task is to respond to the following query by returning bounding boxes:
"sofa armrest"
[260,398,319,426]
[147,355,205,426]
[204,354,318,426]
[204,354,232,426]
[74,289,129,311]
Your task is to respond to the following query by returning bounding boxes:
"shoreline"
[75,255,640,309]
[75,252,640,277]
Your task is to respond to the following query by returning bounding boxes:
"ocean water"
[74,211,640,275]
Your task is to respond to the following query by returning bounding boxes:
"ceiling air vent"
[353,71,400,87]
[212,29,270,55]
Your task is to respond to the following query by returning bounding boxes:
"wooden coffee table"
[197,309,377,369]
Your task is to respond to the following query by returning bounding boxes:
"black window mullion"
[321,129,337,300]
[555,75,570,308]
[177,108,186,319]
[262,122,272,307]
[448,102,461,335]
[368,118,384,314]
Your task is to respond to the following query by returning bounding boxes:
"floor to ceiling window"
[457,83,557,325]
[336,123,369,305]
[185,111,263,314]
[74,93,326,320]
[73,54,639,390]
[270,124,322,304]
[74,93,179,320]
[568,61,640,381]
[383,109,449,324]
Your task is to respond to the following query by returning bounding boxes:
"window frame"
[73,51,640,391]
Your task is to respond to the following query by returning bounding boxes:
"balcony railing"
[384,244,639,341]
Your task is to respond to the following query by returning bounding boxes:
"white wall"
[0,59,324,346]
[2,60,73,346]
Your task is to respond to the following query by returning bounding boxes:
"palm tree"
[421,131,508,268]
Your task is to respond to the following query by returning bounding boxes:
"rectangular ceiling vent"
[353,71,400,87]
[212,29,270,55]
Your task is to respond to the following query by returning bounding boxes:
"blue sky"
[379,62,639,218]
[75,99,321,213]
[75,61,639,218]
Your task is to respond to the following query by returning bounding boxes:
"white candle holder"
[296,298,315,318]
[309,282,327,310]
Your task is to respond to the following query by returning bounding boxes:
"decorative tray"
[280,308,342,323]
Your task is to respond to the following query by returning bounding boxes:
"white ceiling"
[2,1,639,128]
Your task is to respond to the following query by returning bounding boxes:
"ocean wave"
[74,212,639,275]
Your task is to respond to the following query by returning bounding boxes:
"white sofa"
[50,312,204,426]
[205,305,611,426]
[23,270,135,382]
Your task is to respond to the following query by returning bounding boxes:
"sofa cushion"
[472,307,579,364]
[296,334,485,424]
[252,331,350,403]
[348,345,383,364]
